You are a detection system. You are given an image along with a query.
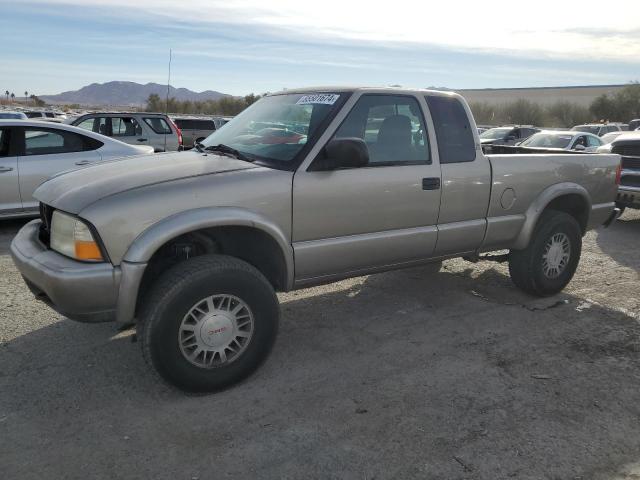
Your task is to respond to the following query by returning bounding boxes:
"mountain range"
[41,81,229,106]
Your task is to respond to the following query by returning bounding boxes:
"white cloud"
[25,0,640,61]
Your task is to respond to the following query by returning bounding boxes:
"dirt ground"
[1,211,639,480]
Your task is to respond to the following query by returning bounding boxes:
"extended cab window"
[425,95,476,163]
[333,94,429,165]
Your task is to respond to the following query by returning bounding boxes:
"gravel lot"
[1,211,639,479]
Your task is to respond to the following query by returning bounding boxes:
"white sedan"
[0,120,154,218]
[519,130,604,152]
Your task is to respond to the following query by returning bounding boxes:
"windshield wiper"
[194,142,205,152]
[204,144,253,162]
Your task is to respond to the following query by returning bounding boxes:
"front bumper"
[10,220,121,323]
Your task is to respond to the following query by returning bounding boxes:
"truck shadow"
[2,264,640,478]
[595,210,640,274]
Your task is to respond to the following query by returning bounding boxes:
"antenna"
[164,48,172,152]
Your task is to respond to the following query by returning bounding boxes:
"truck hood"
[34,150,258,214]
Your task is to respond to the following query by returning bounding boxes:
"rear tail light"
[615,163,622,185]
[168,118,182,146]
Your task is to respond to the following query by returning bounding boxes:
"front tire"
[139,255,279,393]
[508,210,582,296]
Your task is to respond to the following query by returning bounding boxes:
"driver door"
[292,94,441,284]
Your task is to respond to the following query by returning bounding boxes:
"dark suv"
[172,117,217,149]
[609,134,640,211]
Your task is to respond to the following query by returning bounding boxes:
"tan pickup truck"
[11,87,621,392]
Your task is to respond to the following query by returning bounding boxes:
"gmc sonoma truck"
[10,87,622,393]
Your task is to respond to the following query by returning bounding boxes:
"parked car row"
[0,120,153,218]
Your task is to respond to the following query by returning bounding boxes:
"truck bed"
[480,151,621,251]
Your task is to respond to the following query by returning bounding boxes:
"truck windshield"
[521,133,572,149]
[200,93,345,169]
[479,127,512,140]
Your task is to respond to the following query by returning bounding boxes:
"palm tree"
[4,90,8,102]
[10,93,15,102]
[24,91,28,105]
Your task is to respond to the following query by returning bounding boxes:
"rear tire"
[508,210,582,296]
[139,254,279,393]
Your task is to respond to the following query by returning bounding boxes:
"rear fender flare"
[512,182,590,250]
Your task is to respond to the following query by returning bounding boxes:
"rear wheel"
[139,254,279,393]
[508,210,582,296]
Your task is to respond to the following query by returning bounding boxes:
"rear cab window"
[425,95,476,163]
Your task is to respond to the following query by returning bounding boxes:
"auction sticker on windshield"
[296,93,340,105]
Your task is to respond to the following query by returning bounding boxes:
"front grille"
[613,144,640,157]
[38,203,54,247]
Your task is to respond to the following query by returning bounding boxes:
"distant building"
[457,84,626,107]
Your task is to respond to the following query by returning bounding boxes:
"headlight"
[50,210,104,262]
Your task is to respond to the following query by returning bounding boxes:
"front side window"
[24,128,85,155]
[332,94,429,165]
[573,136,587,147]
[201,92,347,168]
[144,117,172,134]
[426,95,476,163]
[112,117,142,137]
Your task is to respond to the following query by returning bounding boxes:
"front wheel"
[508,210,582,296]
[139,255,279,393]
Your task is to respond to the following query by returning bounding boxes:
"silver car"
[519,130,604,152]
[69,112,182,152]
[0,120,153,218]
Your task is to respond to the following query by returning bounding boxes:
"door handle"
[0,166,13,173]
[137,138,148,142]
[422,177,440,190]
[75,160,91,166]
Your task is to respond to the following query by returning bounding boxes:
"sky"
[2,0,640,96]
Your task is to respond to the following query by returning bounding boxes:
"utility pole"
[164,48,172,152]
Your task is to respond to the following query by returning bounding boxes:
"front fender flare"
[114,207,294,323]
